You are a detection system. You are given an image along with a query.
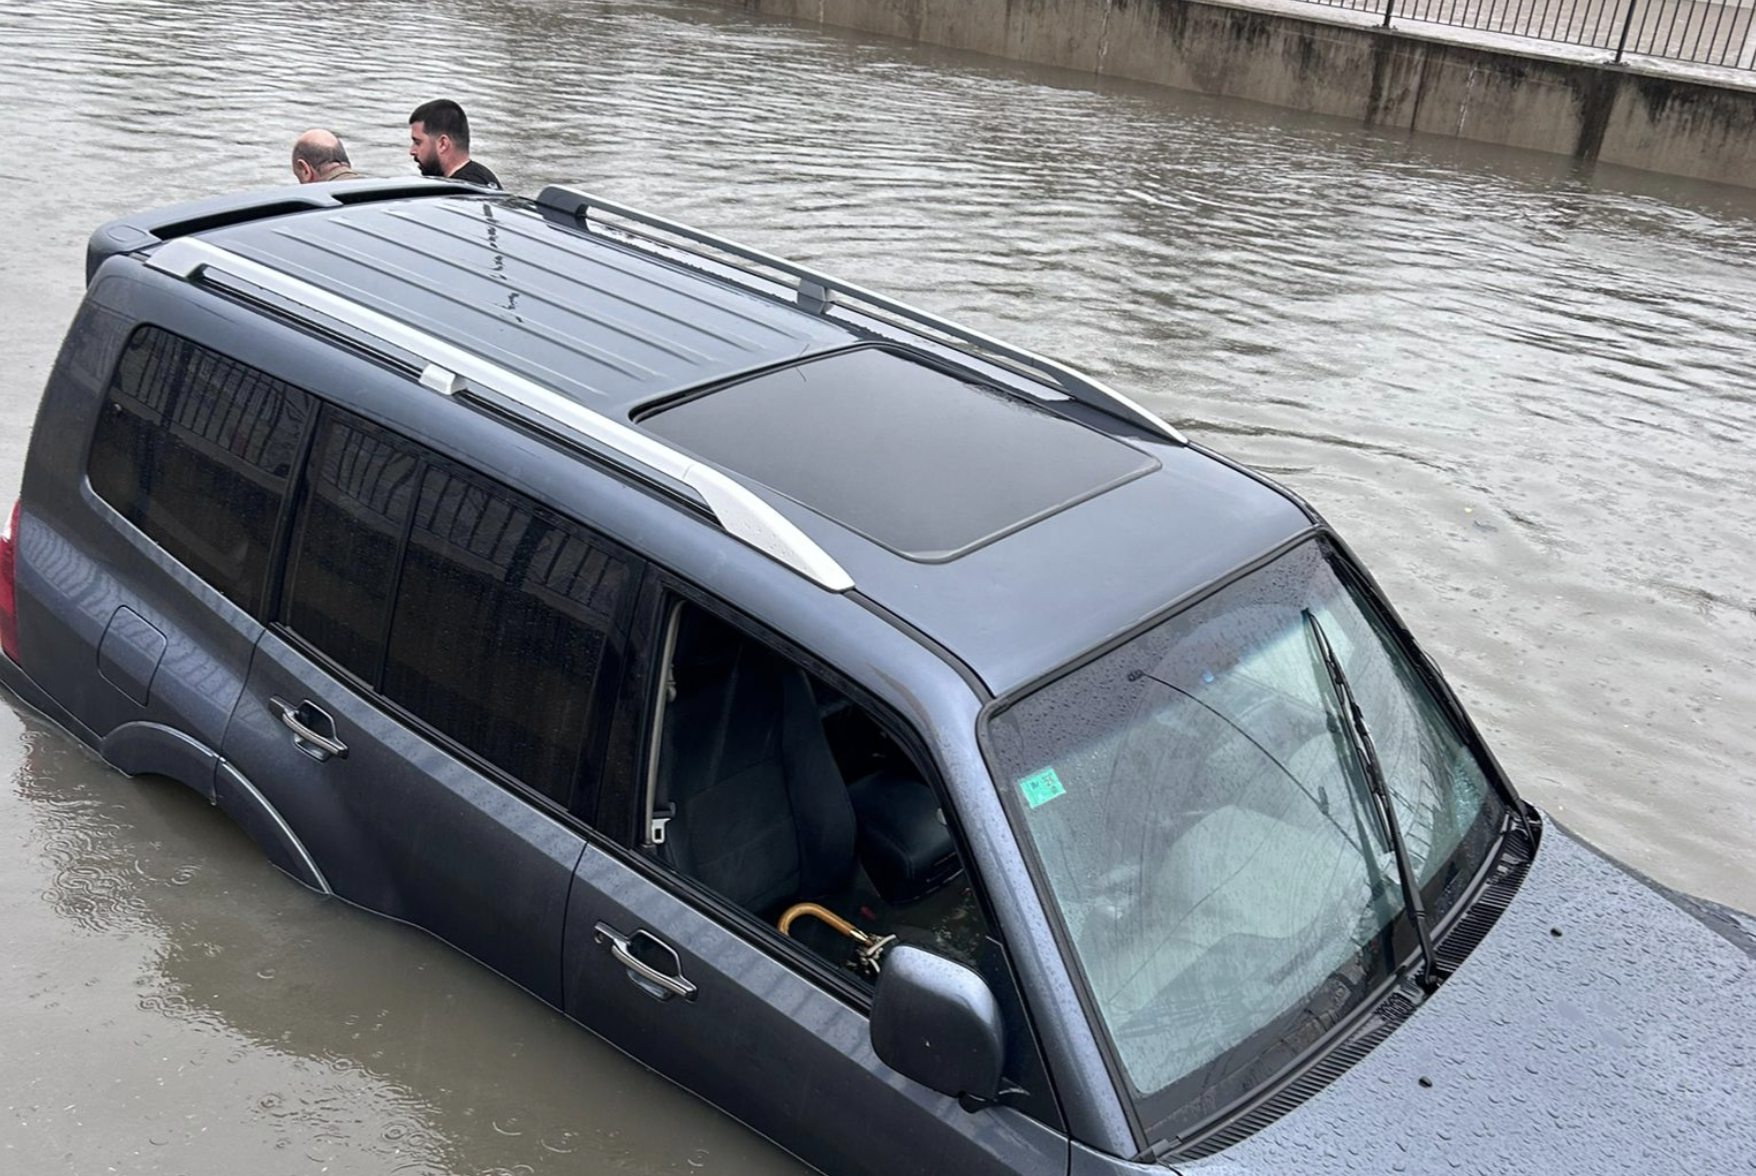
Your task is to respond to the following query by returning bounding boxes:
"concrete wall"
[703,0,1756,188]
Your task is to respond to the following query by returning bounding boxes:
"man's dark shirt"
[448,159,501,189]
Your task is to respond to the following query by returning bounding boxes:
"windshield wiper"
[1302,610,1440,993]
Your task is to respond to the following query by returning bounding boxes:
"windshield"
[984,539,1505,1137]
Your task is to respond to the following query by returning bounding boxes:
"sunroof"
[639,347,1159,561]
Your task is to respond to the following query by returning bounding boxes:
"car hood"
[1184,821,1756,1175]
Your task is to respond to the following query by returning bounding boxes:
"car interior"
[647,602,986,980]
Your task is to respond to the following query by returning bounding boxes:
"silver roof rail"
[536,186,1187,446]
[145,237,855,593]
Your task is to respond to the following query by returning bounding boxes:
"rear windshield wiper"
[1303,610,1440,993]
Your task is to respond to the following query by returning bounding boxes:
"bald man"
[291,129,366,184]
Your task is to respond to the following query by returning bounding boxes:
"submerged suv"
[3,179,1753,1175]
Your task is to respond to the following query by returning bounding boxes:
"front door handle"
[594,922,697,1001]
[270,696,348,761]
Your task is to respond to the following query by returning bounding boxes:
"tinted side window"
[89,325,311,609]
[283,411,420,683]
[382,461,633,806]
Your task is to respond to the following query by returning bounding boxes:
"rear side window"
[280,407,634,807]
[382,461,633,805]
[88,326,311,609]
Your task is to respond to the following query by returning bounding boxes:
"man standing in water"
[408,99,501,189]
[291,129,365,183]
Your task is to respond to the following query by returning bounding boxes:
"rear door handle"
[270,696,348,761]
[594,922,697,1001]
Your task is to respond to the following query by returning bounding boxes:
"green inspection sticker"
[1018,766,1067,809]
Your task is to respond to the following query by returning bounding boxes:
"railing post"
[1613,0,1640,61]
[1383,0,1396,28]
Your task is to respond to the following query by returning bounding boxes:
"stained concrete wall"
[703,0,1756,188]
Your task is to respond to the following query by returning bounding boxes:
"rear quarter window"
[88,325,311,610]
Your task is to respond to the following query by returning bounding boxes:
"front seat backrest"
[658,619,856,915]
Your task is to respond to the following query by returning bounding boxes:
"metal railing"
[1303,0,1756,68]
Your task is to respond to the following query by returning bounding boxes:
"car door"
[221,406,638,1005]
[560,592,1070,1176]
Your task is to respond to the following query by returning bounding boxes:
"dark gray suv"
[3,179,1753,1175]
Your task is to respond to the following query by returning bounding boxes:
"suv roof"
[204,191,856,413]
[100,181,1312,693]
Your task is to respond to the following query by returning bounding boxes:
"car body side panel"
[14,272,272,782]
[20,490,263,750]
[562,842,1072,1176]
[221,630,586,1007]
[0,646,102,751]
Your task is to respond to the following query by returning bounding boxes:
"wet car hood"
[1185,822,1756,1175]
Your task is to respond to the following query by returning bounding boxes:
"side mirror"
[870,945,1004,1110]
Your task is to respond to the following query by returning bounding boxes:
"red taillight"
[0,498,20,664]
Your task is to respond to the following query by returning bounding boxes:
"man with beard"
[408,99,501,189]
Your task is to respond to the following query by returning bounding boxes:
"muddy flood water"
[2,0,1754,1171]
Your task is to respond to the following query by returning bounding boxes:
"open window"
[642,600,986,982]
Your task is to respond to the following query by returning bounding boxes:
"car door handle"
[270,696,348,761]
[594,922,697,1001]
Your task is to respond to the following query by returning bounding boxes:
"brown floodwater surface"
[3,0,1755,1171]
